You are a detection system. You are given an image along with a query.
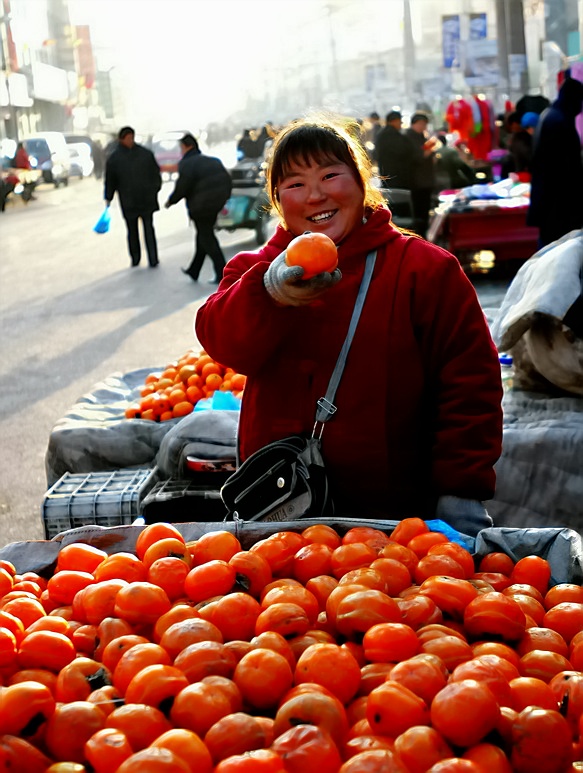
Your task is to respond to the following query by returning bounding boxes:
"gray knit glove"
[264,252,342,307]
[435,495,493,537]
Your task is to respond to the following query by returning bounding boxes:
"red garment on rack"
[445,99,474,143]
[466,97,494,161]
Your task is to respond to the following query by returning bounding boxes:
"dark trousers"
[185,214,226,281]
[411,188,433,238]
[124,211,158,266]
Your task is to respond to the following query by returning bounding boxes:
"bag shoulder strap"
[313,249,377,432]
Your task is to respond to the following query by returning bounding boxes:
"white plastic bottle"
[499,353,514,392]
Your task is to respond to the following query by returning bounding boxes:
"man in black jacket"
[165,134,232,283]
[375,111,414,190]
[406,112,439,238]
[104,126,162,267]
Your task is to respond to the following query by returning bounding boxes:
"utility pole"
[495,0,528,100]
[0,1,18,141]
[325,3,340,95]
[403,0,416,109]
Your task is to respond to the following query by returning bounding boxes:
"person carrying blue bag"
[104,126,162,268]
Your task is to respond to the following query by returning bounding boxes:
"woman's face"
[276,157,364,244]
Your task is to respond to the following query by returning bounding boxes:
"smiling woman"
[195,113,504,536]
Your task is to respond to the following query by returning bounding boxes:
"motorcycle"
[215,155,271,246]
[0,165,41,211]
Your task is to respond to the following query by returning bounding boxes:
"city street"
[0,170,512,549]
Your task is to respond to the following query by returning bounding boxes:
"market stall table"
[428,196,539,267]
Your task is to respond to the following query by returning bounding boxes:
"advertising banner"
[442,15,460,69]
[464,39,499,86]
[469,12,487,40]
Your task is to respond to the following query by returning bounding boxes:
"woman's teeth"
[309,211,334,223]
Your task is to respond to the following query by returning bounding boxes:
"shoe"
[131,261,140,267]
[149,261,159,268]
[182,268,199,281]
[208,278,220,285]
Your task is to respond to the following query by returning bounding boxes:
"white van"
[23,132,71,187]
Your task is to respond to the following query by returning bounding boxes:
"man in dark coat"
[375,110,414,190]
[104,126,162,267]
[527,78,583,247]
[165,133,232,283]
[406,111,439,238]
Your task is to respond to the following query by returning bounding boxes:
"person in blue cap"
[507,112,538,176]
[521,112,540,131]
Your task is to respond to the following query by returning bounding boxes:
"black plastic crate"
[141,477,228,524]
[42,468,158,539]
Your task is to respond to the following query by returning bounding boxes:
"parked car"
[23,132,71,187]
[150,131,187,181]
[67,143,94,178]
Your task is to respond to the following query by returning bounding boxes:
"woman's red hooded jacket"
[195,207,503,518]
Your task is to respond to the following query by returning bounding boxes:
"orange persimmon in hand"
[285,231,338,280]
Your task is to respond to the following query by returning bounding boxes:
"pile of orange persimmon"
[125,350,246,422]
[1,518,583,772]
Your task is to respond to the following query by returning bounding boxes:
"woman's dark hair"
[266,113,386,224]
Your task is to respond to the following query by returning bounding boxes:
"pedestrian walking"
[165,133,232,283]
[363,111,382,159]
[527,78,583,247]
[104,126,162,268]
[92,139,105,180]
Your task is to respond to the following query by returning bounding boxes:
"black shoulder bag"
[220,250,377,523]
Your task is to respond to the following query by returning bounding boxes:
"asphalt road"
[0,169,512,549]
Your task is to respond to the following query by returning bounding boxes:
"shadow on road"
[0,230,262,418]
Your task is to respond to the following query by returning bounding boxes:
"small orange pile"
[125,350,246,422]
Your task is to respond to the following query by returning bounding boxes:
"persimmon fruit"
[285,231,338,279]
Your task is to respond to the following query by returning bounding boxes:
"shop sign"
[0,71,32,107]
[31,61,68,102]
[469,13,487,40]
[464,39,499,86]
[442,15,461,69]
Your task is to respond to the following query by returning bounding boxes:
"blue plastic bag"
[425,519,475,551]
[93,207,111,234]
[194,390,242,412]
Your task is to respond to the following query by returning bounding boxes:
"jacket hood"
[555,78,583,118]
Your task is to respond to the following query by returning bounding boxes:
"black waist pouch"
[220,436,331,522]
[221,249,379,524]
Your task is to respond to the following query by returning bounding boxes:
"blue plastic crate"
[41,468,158,539]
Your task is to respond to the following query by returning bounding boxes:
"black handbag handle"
[313,249,377,436]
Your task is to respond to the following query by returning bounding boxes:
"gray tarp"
[45,369,240,487]
[485,390,583,530]
[0,520,580,585]
[155,409,238,478]
[45,368,583,531]
[45,368,174,487]
[485,232,583,528]
[490,230,583,395]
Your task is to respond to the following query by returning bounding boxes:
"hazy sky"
[69,0,296,128]
[68,0,407,131]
